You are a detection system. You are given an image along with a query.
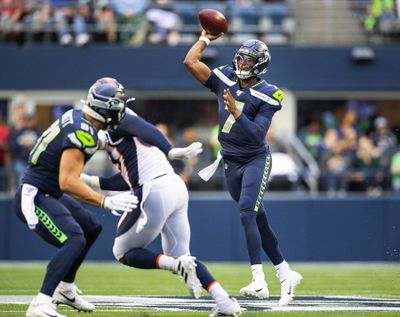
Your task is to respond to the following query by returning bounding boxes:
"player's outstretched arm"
[168,142,203,160]
[59,148,137,212]
[183,30,223,84]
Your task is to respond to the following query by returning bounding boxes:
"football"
[198,9,228,35]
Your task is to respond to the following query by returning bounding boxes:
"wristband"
[100,196,106,208]
[199,36,210,46]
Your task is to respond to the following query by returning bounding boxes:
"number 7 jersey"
[204,65,283,160]
[23,109,99,198]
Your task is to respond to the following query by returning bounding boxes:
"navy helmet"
[232,39,271,79]
[83,77,126,131]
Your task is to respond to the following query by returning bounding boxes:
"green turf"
[0,262,399,316]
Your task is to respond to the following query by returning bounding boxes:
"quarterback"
[184,31,302,306]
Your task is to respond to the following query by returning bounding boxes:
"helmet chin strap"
[82,104,106,123]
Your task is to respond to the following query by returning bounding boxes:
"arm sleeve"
[99,173,130,191]
[114,114,173,155]
[235,105,276,144]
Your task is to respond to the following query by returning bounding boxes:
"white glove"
[101,191,138,213]
[168,142,203,160]
[80,173,100,189]
[97,130,108,150]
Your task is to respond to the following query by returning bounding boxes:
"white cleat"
[278,270,303,306]
[53,283,95,312]
[240,279,269,299]
[175,255,202,299]
[210,296,241,317]
[26,297,67,317]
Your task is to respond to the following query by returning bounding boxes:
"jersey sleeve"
[112,113,173,155]
[204,65,234,94]
[62,122,98,155]
[99,173,130,191]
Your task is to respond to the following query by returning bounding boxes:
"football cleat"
[175,255,202,299]
[278,270,303,306]
[26,297,66,317]
[53,283,95,312]
[210,296,241,317]
[240,279,269,299]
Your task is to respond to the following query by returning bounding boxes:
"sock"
[36,292,52,303]
[58,281,74,290]
[208,282,229,303]
[195,260,215,289]
[251,264,265,282]
[274,260,291,281]
[157,254,177,272]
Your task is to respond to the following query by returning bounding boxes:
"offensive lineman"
[184,31,302,306]
[14,79,138,317]
[81,77,241,316]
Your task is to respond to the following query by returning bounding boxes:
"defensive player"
[81,82,241,316]
[14,78,138,317]
[184,31,302,306]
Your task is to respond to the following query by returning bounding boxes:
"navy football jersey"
[23,109,99,198]
[204,65,283,159]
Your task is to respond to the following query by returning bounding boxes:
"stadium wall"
[1,196,399,262]
[1,45,400,91]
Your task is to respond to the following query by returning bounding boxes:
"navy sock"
[120,248,158,269]
[256,211,284,265]
[240,210,262,265]
[40,235,87,296]
[195,260,215,290]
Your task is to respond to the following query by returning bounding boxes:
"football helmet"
[83,77,126,131]
[232,39,271,79]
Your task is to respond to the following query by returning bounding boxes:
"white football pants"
[113,173,190,260]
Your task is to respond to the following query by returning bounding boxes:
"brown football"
[198,9,228,35]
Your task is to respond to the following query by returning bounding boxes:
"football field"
[0,262,399,317]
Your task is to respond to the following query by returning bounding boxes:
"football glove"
[168,142,203,160]
[101,191,138,213]
[80,173,100,189]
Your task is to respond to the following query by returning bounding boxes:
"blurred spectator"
[23,0,52,43]
[348,135,383,196]
[146,0,180,46]
[51,0,91,46]
[93,0,117,43]
[111,0,149,45]
[8,110,41,186]
[0,0,25,42]
[364,0,395,33]
[269,152,299,191]
[369,116,397,163]
[318,129,348,196]
[390,146,400,191]
[298,119,323,161]
[0,112,10,191]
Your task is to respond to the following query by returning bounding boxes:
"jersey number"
[221,101,244,133]
[30,120,61,165]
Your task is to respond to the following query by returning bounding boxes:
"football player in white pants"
[81,88,241,316]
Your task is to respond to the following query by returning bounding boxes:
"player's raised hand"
[168,142,203,160]
[201,29,224,42]
[101,191,138,213]
[224,89,240,118]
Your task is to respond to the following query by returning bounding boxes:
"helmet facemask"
[232,40,271,80]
